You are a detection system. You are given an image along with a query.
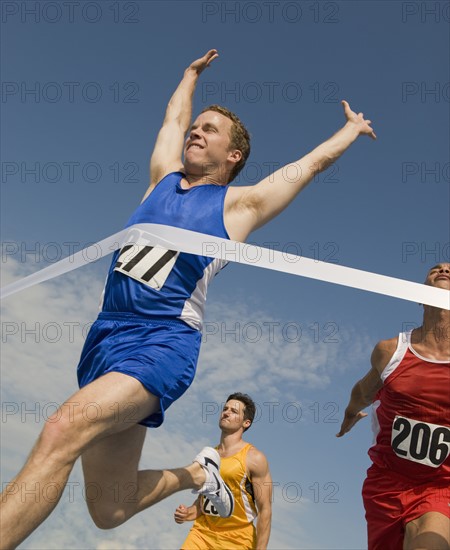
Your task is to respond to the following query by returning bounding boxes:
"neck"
[422,306,449,337]
[183,164,231,187]
[218,430,245,453]
[185,174,225,186]
[412,307,450,357]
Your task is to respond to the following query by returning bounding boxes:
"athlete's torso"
[101,172,229,330]
[369,331,450,480]
[198,443,258,532]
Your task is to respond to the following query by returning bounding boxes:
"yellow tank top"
[198,443,257,532]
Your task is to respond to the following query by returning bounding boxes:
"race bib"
[391,415,450,468]
[201,496,219,516]
[114,243,179,290]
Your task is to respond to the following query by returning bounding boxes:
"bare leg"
[0,372,205,549]
[404,512,450,550]
[81,425,205,529]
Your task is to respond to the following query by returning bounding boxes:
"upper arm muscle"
[247,448,272,510]
[149,121,185,186]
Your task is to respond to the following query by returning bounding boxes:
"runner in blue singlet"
[1,49,376,548]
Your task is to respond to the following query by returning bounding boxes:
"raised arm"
[336,338,396,437]
[143,49,219,201]
[225,100,376,241]
[247,448,272,550]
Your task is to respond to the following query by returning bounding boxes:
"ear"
[243,419,251,430]
[227,149,242,165]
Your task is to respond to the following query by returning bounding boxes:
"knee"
[37,411,83,463]
[87,503,129,530]
[404,516,450,550]
[405,534,450,550]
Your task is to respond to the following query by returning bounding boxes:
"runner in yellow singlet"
[174,393,272,550]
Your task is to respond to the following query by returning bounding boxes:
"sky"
[1,1,449,549]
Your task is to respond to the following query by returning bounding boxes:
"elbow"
[315,155,334,174]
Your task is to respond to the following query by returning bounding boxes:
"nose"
[189,128,201,140]
[438,266,450,273]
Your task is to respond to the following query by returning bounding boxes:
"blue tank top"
[101,172,230,330]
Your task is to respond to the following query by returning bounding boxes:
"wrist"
[343,120,362,141]
[184,66,200,79]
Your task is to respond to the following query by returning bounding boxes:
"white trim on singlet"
[380,331,410,383]
[239,473,257,523]
[381,331,449,383]
[179,258,228,330]
[370,399,381,445]
[407,335,450,364]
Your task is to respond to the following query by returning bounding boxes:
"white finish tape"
[1,223,449,310]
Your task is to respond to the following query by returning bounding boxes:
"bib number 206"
[391,415,450,468]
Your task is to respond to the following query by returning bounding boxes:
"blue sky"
[1,1,449,549]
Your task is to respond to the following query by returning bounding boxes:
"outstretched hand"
[188,49,219,75]
[342,100,377,140]
[336,410,368,437]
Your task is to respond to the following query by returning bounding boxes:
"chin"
[184,159,205,175]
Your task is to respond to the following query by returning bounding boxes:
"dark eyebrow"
[223,404,239,413]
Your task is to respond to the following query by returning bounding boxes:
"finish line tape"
[1,223,449,309]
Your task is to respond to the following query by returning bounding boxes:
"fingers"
[204,49,219,66]
[336,412,368,437]
[365,124,377,140]
[336,422,351,437]
[359,114,377,139]
[336,427,351,437]
[341,99,351,116]
[342,99,377,139]
[174,506,186,524]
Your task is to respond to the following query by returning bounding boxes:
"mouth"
[187,143,204,151]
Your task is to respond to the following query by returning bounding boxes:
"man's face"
[219,400,250,433]
[184,111,239,179]
[424,263,450,289]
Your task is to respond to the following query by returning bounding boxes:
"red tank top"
[369,331,450,481]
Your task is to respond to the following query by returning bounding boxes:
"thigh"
[57,371,159,454]
[77,317,201,429]
[362,470,404,550]
[404,512,450,550]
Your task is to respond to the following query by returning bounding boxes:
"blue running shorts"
[77,312,202,428]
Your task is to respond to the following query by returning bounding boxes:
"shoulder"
[371,336,398,375]
[246,445,269,476]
